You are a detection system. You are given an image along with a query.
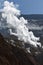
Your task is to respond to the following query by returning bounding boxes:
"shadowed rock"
[0,33,39,65]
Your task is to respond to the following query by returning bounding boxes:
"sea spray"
[2,1,41,48]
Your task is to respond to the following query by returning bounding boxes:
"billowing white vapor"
[2,1,41,47]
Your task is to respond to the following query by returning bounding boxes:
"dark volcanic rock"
[0,33,38,65]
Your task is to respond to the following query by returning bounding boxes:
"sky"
[0,0,43,14]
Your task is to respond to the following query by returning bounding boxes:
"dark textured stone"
[0,33,38,65]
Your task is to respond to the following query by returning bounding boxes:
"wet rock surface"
[0,33,39,65]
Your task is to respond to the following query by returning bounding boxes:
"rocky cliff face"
[0,33,39,65]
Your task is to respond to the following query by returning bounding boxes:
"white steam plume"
[2,1,41,47]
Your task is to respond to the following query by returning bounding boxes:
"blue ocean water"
[22,15,43,65]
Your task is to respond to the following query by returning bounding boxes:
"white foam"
[1,1,41,47]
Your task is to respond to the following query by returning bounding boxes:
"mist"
[1,1,41,48]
